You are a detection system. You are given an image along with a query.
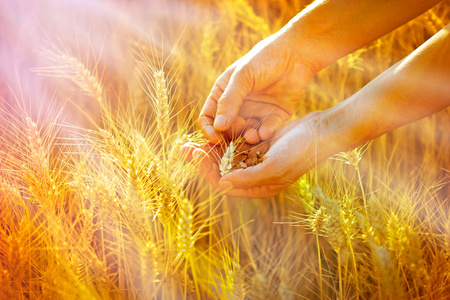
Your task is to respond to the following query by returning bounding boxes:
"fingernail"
[219,180,233,190]
[214,114,228,128]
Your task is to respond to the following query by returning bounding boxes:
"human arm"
[186,24,450,199]
[200,0,443,145]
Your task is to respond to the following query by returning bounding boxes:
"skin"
[199,0,443,145]
[182,111,320,199]
[183,1,449,198]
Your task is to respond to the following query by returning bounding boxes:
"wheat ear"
[153,70,170,140]
[219,141,237,176]
[177,198,195,255]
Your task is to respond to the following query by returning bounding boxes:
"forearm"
[279,0,442,72]
[316,25,450,158]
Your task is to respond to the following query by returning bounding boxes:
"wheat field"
[0,0,449,299]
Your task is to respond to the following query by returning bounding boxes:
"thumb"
[214,66,252,131]
[219,157,276,190]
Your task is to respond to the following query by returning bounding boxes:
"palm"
[199,34,313,145]
[182,112,320,198]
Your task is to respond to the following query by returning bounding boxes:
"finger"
[269,110,322,141]
[259,114,285,141]
[243,117,260,129]
[243,128,260,145]
[199,115,224,144]
[200,66,237,143]
[238,100,289,119]
[223,116,247,140]
[180,142,201,162]
[199,89,223,144]
[192,148,221,189]
[191,148,212,175]
[241,118,260,143]
[214,66,252,131]
[233,116,246,133]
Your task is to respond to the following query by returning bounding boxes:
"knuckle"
[215,76,229,91]
[209,86,223,101]
[217,95,236,113]
[198,119,212,134]
[198,115,212,126]
[235,65,254,86]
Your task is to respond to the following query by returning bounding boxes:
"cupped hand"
[182,111,322,199]
[199,31,316,145]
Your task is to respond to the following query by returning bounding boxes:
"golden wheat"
[0,0,449,299]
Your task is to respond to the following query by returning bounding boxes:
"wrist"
[276,1,346,74]
[276,21,324,76]
[309,100,371,163]
[307,111,340,165]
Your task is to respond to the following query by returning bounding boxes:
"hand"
[199,31,316,145]
[182,111,322,199]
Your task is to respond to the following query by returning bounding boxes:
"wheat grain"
[251,151,264,167]
[324,205,345,253]
[308,206,328,235]
[220,140,264,176]
[298,178,314,210]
